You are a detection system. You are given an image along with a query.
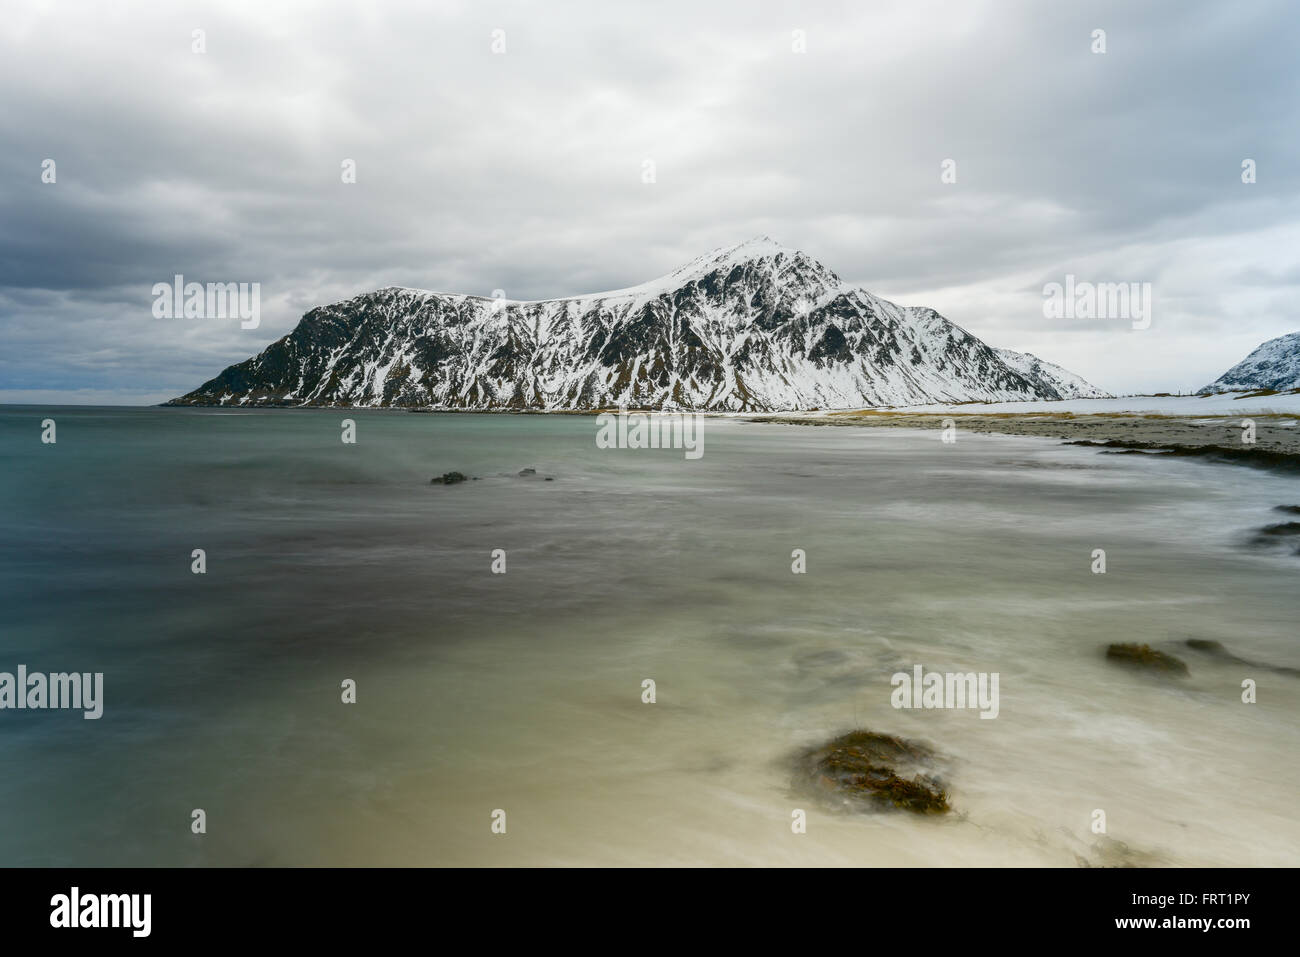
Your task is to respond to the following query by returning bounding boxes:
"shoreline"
[150,394,1300,466]
[751,409,1300,465]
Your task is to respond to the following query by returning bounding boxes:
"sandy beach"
[756,392,1300,462]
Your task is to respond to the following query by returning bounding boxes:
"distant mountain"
[167,238,1106,411]
[1199,331,1300,394]
[993,348,1110,400]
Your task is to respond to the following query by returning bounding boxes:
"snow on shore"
[880,391,1300,417]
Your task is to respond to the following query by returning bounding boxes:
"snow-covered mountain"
[993,348,1109,400]
[1199,331,1300,395]
[167,238,1106,411]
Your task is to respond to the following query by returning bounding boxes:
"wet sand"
[755,411,1300,460]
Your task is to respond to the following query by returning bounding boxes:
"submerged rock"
[1252,521,1300,539]
[1105,643,1189,676]
[1184,638,1247,664]
[1184,638,1300,678]
[430,471,468,485]
[1067,440,1300,473]
[795,730,950,815]
[1074,835,1169,868]
[1246,521,1300,555]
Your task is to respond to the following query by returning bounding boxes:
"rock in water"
[795,730,950,814]
[1105,643,1189,676]
[1251,521,1300,545]
[1184,638,1246,663]
[430,471,468,485]
[1184,638,1300,678]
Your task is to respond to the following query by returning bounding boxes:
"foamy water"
[1,407,1297,865]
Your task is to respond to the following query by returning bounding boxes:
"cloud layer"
[2,0,1297,402]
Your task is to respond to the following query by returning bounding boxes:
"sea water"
[1,406,1297,866]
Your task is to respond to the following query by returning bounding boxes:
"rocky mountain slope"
[1199,331,1300,394]
[167,238,1106,411]
[993,348,1108,401]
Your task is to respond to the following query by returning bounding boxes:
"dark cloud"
[1,0,1297,402]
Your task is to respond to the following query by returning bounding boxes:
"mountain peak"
[696,235,795,263]
[656,236,838,291]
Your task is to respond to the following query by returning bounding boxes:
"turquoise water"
[1,406,1298,865]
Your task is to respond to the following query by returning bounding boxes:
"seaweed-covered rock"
[1105,643,1188,676]
[430,471,468,485]
[795,730,950,814]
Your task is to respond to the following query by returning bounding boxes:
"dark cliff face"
[167,238,1103,411]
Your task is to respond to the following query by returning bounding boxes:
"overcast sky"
[2,0,1297,403]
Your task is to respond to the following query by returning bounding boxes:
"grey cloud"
[1,0,1297,402]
